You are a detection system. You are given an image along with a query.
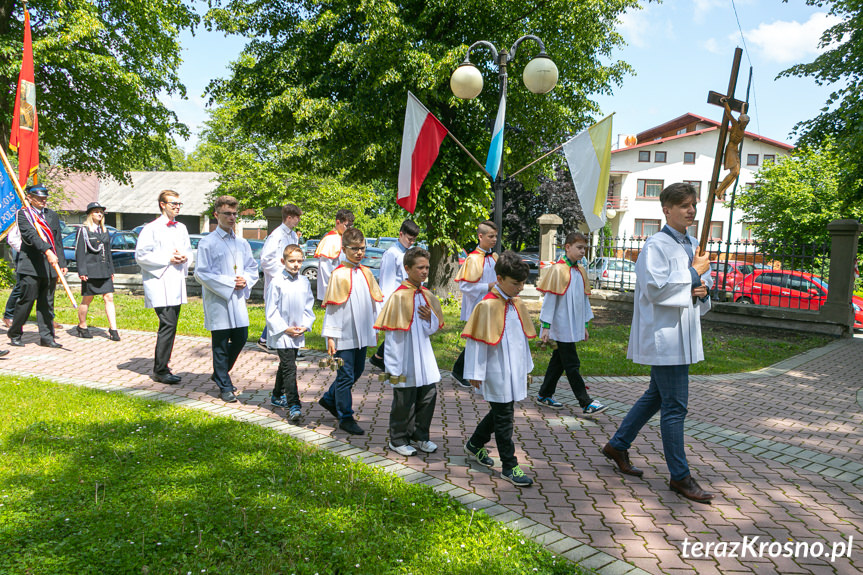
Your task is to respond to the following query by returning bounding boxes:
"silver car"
[587,257,637,290]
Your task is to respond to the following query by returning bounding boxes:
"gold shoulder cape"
[455,250,498,283]
[536,260,591,296]
[323,262,384,306]
[374,281,444,331]
[314,229,342,259]
[461,287,536,345]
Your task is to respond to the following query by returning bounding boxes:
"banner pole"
[0,146,77,309]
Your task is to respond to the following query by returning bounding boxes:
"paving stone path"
[2,324,862,574]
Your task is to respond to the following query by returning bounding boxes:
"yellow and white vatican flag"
[562,115,613,232]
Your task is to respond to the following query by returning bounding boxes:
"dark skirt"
[81,276,114,296]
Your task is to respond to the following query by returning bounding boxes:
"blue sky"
[168,0,841,151]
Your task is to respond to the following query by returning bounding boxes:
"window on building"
[763,154,775,164]
[638,150,650,162]
[747,154,759,166]
[655,151,667,163]
[687,221,699,237]
[741,223,756,242]
[636,179,663,199]
[683,180,701,202]
[635,219,661,238]
[677,128,687,135]
[709,221,723,241]
[683,152,696,164]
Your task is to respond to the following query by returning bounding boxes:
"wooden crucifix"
[699,47,745,256]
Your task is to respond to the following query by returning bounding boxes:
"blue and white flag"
[0,166,22,241]
[484,86,506,179]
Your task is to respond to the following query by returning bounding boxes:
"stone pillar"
[538,213,563,282]
[819,219,862,335]
[263,206,282,235]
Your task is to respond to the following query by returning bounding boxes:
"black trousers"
[374,339,385,358]
[538,341,592,408]
[3,273,22,320]
[451,348,466,381]
[469,401,517,470]
[389,384,437,446]
[8,274,56,343]
[273,348,300,407]
[212,326,248,392]
[153,305,181,376]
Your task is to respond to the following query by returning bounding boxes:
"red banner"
[10,8,39,187]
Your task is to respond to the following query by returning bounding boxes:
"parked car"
[62,230,139,274]
[303,238,320,258]
[302,247,385,297]
[366,237,378,248]
[733,269,863,329]
[248,239,265,276]
[587,257,637,290]
[375,237,398,250]
[710,260,767,292]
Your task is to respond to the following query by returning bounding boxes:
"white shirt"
[539,263,594,343]
[464,295,534,403]
[135,215,191,308]
[459,250,497,321]
[194,227,259,331]
[382,290,441,388]
[627,231,712,365]
[6,223,21,251]
[260,223,299,293]
[379,241,408,301]
[317,252,345,299]
[265,269,316,349]
[321,266,381,350]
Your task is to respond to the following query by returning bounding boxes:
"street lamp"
[450,35,558,252]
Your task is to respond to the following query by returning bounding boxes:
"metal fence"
[586,231,834,311]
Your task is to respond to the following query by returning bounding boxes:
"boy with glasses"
[195,196,259,403]
[318,227,382,435]
[135,190,191,383]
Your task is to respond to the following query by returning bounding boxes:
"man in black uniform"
[8,184,66,348]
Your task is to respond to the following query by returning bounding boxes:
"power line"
[729,0,761,135]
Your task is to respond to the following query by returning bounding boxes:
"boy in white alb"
[535,231,607,415]
[265,244,316,422]
[462,251,536,487]
[313,208,353,300]
[195,195,259,403]
[318,227,383,436]
[373,247,442,456]
[258,203,302,349]
[369,218,419,371]
[135,190,192,384]
[451,220,498,387]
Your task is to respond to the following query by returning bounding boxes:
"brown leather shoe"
[600,443,644,477]
[669,475,714,503]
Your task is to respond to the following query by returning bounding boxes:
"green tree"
[735,140,863,247]
[0,0,200,181]
[205,0,639,290]
[779,0,863,203]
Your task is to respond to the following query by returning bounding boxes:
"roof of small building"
[51,170,100,212]
[97,171,218,215]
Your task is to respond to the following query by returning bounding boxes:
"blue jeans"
[609,365,690,481]
[321,347,367,420]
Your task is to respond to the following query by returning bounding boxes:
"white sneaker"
[413,440,438,453]
[388,442,417,456]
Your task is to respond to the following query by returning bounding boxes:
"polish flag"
[397,92,448,213]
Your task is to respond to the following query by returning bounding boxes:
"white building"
[606,113,793,244]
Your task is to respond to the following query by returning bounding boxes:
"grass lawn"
[3,288,832,376]
[0,377,581,575]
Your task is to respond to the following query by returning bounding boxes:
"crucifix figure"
[713,97,749,201]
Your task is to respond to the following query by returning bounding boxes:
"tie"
[166,220,177,227]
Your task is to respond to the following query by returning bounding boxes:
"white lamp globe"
[450,63,484,100]
[523,55,558,94]
[605,208,617,220]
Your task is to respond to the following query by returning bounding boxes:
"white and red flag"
[10,7,39,187]
[397,92,448,213]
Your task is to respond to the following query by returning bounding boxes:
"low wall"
[589,290,852,338]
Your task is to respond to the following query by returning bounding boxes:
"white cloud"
[703,37,721,55]
[744,13,843,64]
[619,4,673,48]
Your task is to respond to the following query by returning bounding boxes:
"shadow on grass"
[0,379,578,575]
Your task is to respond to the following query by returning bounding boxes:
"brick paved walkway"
[2,324,862,574]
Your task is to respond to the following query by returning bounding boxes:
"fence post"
[819,219,862,335]
[263,207,283,235]
[538,213,563,282]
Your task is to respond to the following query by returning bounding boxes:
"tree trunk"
[427,244,459,299]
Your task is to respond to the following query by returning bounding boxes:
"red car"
[734,269,863,329]
[710,260,766,291]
